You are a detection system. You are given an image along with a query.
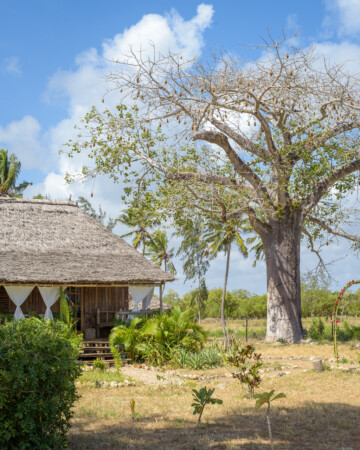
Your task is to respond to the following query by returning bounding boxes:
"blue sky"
[1,0,360,295]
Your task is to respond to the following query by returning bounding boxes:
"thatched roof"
[0,198,175,285]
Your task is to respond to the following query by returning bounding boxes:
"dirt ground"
[68,341,360,449]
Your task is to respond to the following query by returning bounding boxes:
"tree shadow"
[68,402,360,449]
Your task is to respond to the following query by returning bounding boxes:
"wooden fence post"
[245,316,248,342]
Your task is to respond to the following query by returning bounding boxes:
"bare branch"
[307,216,360,243]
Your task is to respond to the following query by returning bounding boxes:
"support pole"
[160,284,163,314]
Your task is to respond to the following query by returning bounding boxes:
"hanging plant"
[333,279,360,366]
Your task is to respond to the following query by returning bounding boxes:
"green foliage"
[306,318,360,342]
[164,285,360,321]
[308,318,325,340]
[59,290,70,324]
[0,318,82,449]
[110,308,206,366]
[254,390,286,449]
[227,343,263,397]
[254,390,286,411]
[0,149,32,196]
[203,217,248,260]
[175,348,223,370]
[110,316,145,361]
[78,196,115,231]
[191,387,223,425]
[118,197,159,255]
[93,358,107,371]
[175,216,210,284]
[356,352,360,364]
[145,229,176,274]
[0,312,13,324]
[79,370,126,383]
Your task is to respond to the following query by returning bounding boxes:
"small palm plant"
[110,317,144,360]
[254,390,286,449]
[191,387,223,426]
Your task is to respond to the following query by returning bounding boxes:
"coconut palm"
[146,230,177,275]
[203,218,248,339]
[0,149,32,196]
[118,205,158,255]
[146,229,177,313]
[175,216,209,324]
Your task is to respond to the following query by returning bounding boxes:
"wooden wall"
[83,286,128,331]
[0,286,60,315]
[0,286,9,314]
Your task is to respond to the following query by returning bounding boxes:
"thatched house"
[0,197,174,337]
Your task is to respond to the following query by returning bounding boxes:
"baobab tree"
[67,37,360,342]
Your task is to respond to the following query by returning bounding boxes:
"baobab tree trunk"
[221,241,231,340]
[262,217,304,343]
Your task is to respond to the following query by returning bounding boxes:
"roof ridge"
[0,197,78,207]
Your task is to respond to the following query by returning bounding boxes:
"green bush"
[0,318,82,449]
[0,312,13,325]
[93,358,107,371]
[174,347,223,370]
[110,307,206,366]
[308,318,325,340]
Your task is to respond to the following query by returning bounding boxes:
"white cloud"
[313,40,360,73]
[0,116,50,170]
[25,4,214,206]
[3,56,21,75]
[325,0,360,36]
[102,4,213,62]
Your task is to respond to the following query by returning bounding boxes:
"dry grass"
[69,340,360,449]
[202,317,360,336]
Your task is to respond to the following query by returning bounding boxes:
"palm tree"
[0,149,32,196]
[203,218,248,340]
[146,230,177,313]
[118,205,158,256]
[109,317,145,360]
[175,216,209,324]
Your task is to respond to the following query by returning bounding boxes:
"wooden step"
[82,346,111,351]
[79,352,114,358]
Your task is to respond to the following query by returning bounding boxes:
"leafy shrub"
[227,343,263,397]
[93,358,107,371]
[110,317,145,361]
[110,308,206,366]
[200,348,223,368]
[342,321,360,340]
[192,387,223,426]
[0,318,82,449]
[308,318,325,340]
[187,353,204,370]
[174,347,223,370]
[305,319,360,343]
[0,312,13,325]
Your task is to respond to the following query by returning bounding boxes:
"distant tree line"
[163,284,360,320]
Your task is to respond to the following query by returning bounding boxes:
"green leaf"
[270,393,286,402]
[255,398,268,411]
